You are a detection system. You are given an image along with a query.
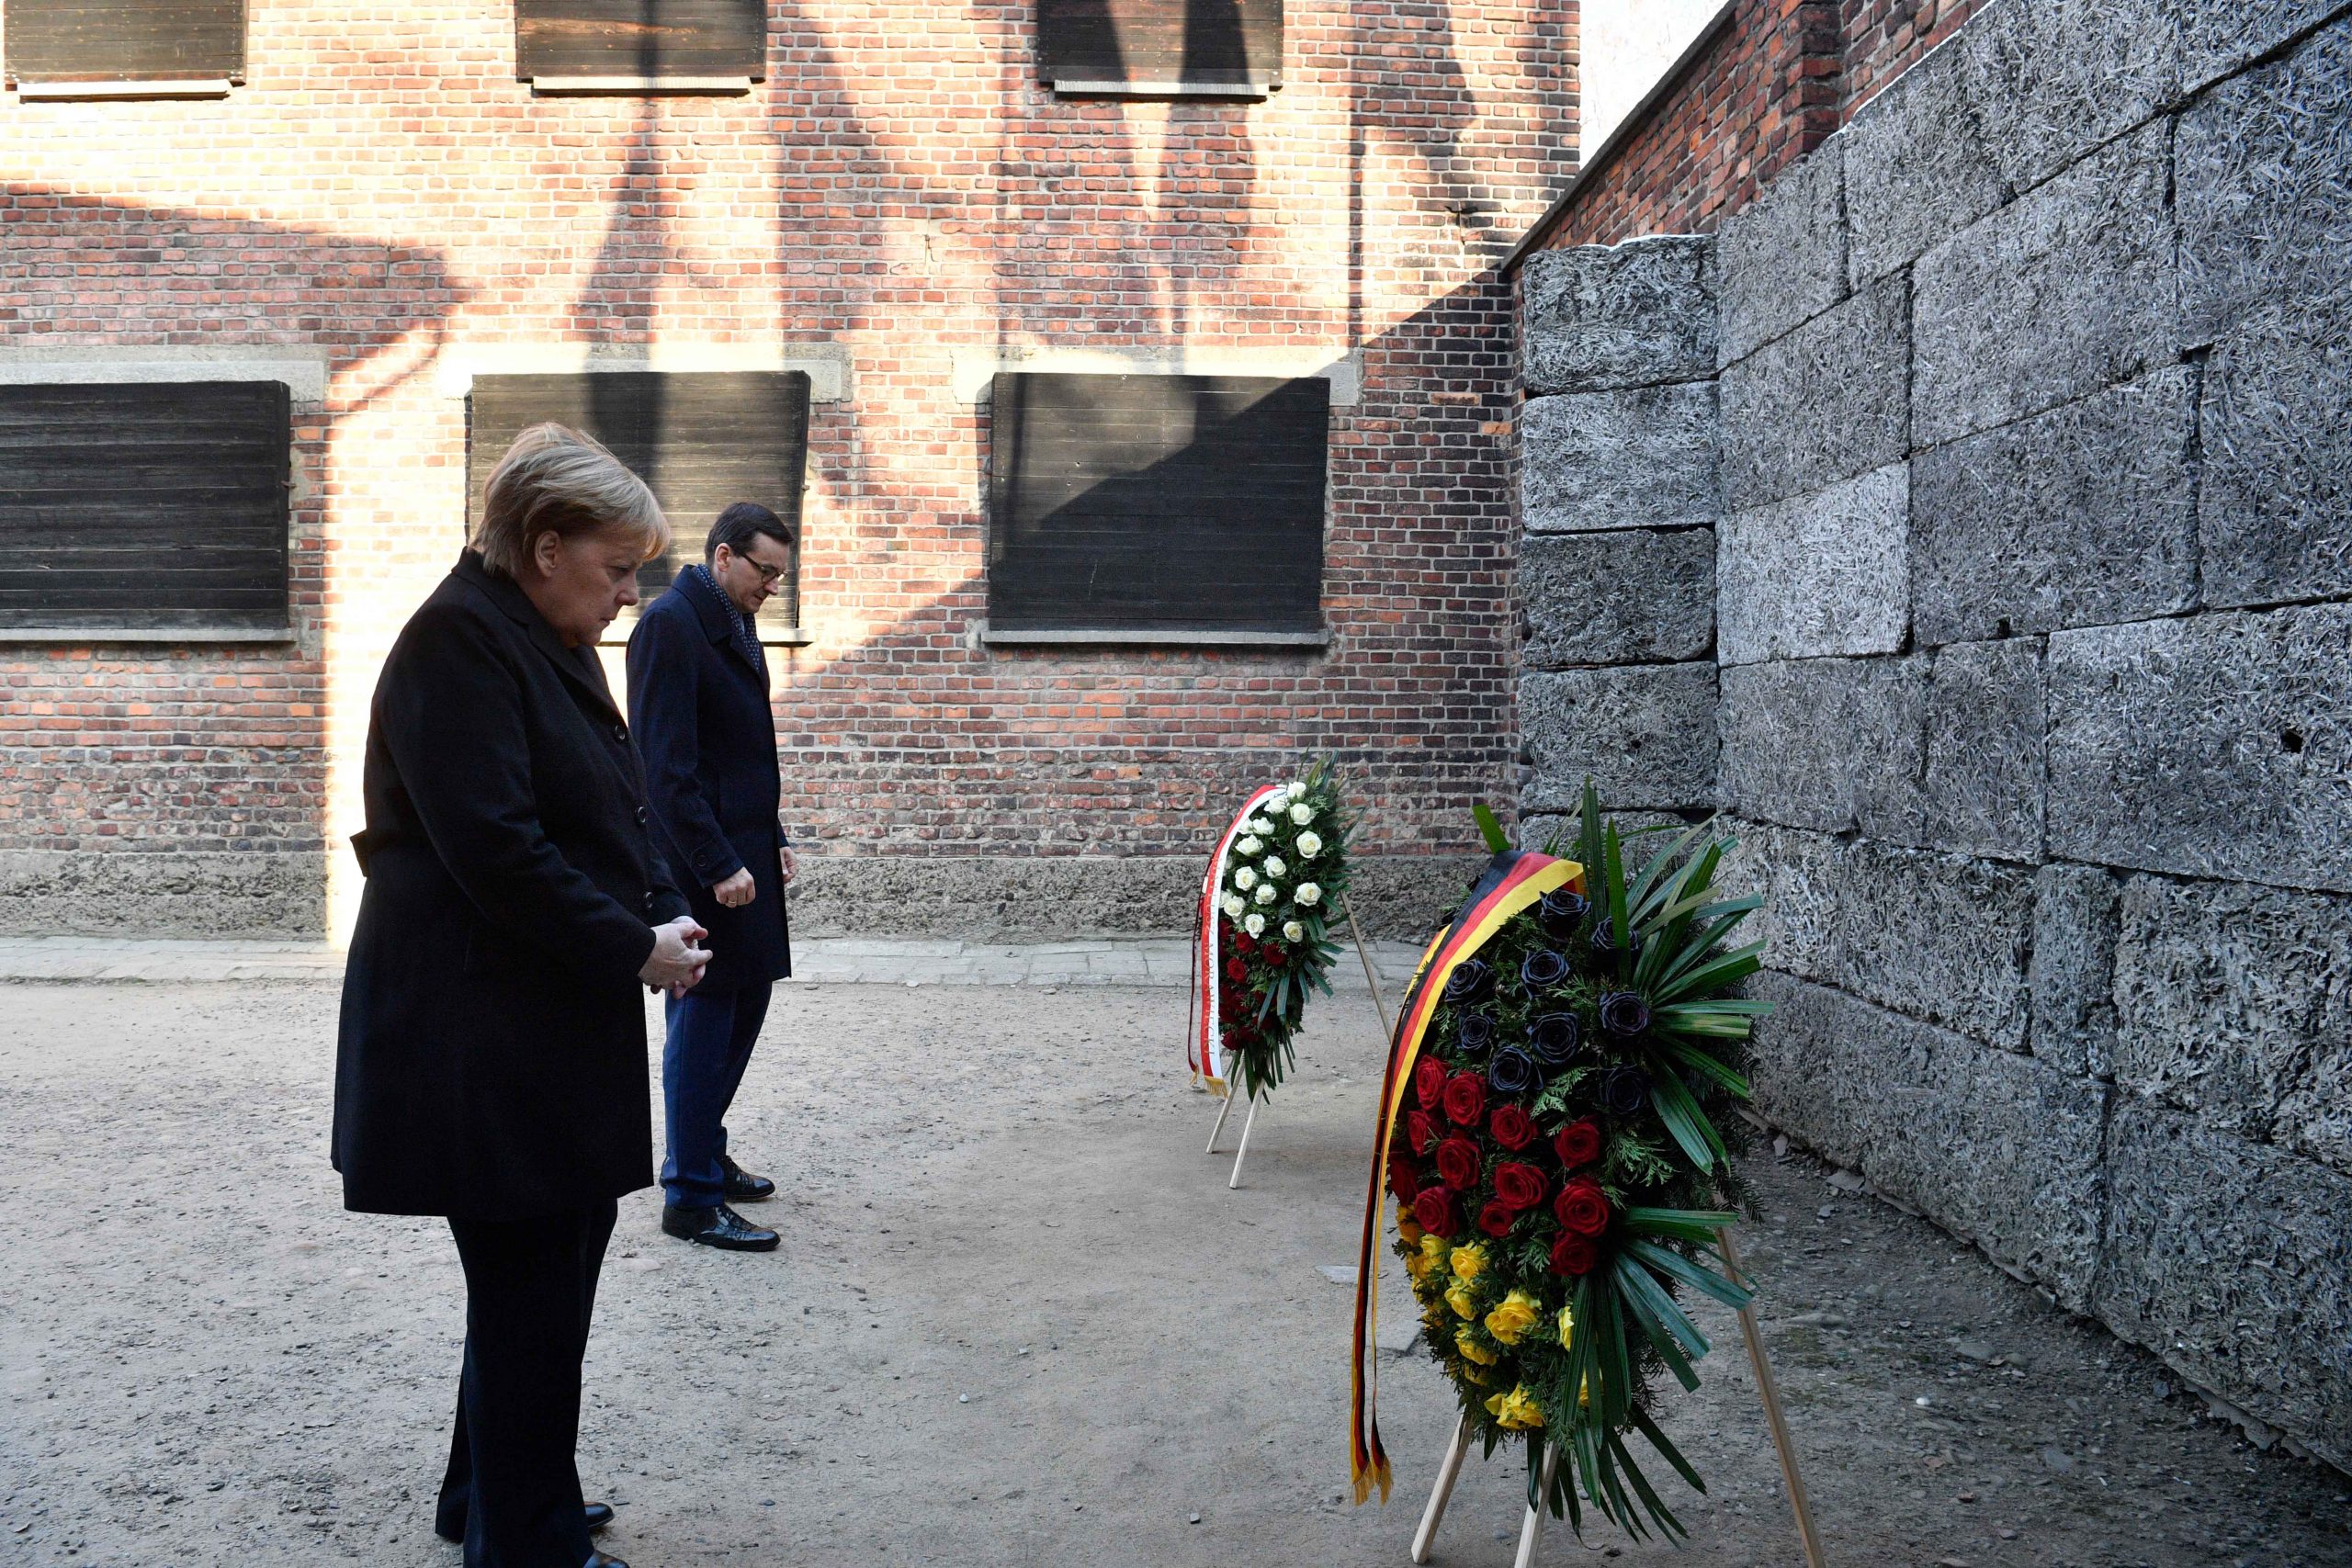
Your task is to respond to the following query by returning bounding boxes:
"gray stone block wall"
[0,851,328,938]
[1515,2,2352,1464]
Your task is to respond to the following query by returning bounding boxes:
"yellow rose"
[1484,1385,1544,1431]
[1557,1303,1576,1351]
[1397,1212,1425,1248]
[1484,1290,1540,1347]
[1419,1234,1449,1269]
[1449,1244,1487,1280]
[1453,1328,1498,1366]
[1445,1283,1478,1321]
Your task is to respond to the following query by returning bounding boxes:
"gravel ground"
[2,978,2346,1567]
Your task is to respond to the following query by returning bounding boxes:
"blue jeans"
[661,982,771,1210]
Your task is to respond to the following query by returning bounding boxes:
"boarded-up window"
[0,380,289,631]
[987,372,1326,635]
[514,0,765,80]
[4,0,245,83]
[467,371,808,627]
[1035,0,1281,93]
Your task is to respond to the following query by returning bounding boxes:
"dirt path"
[1,979,2345,1566]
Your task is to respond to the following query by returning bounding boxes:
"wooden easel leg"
[1410,1414,1474,1564]
[1204,1087,1238,1154]
[1511,1440,1558,1568]
[1720,1227,1828,1568]
[1227,1094,1261,1189]
[1344,905,1396,1042]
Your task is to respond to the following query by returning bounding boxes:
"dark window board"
[515,0,766,82]
[466,370,810,625]
[0,379,290,631]
[982,626,1328,649]
[1036,0,1281,93]
[4,0,246,84]
[987,370,1327,637]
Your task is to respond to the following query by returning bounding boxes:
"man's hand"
[639,916,711,997]
[779,844,797,885]
[713,868,755,907]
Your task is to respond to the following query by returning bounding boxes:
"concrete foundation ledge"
[0,851,326,938]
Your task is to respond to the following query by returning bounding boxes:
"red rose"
[1264,943,1288,966]
[1442,1072,1487,1126]
[1555,1177,1611,1238]
[1225,958,1248,984]
[1415,1057,1447,1111]
[1492,1161,1548,1212]
[1549,1232,1600,1276]
[1434,1136,1481,1191]
[1412,1186,1460,1238]
[1477,1200,1517,1238]
[1489,1104,1536,1151]
[1554,1119,1603,1168]
[1236,932,1257,955]
[1407,1110,1438,1156]
[1387,1156,1419,1202]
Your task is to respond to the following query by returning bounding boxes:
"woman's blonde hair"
[473,423,669,578]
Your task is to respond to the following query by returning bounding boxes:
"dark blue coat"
[626,568,792,992]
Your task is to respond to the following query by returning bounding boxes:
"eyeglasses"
[748,560,786,585]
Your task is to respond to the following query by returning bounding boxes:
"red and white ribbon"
[1189,784,1285,1093]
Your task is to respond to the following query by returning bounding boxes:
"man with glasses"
[626,502,797,1252]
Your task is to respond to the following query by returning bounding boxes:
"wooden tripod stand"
[1405,1224,1826,1566]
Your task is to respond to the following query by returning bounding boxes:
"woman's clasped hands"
[639,916,711,998]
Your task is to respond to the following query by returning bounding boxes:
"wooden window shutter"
[4,0,246,84]
[987,371,1327,636]
[1035,0,1282,94]
[514,1,766,81]
[0,380,290,631]
[467,370,809,627]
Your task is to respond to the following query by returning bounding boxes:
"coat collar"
[451,550,624,722]
[673,562,765,675]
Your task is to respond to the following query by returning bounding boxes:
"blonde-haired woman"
[335,424,707,1568]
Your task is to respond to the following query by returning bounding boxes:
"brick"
[1749,970,2109,1310]
[1841,31,2011,286]
[1517,236,1716,395]
[1920,636,2047,863]
[1717,655,1924,839]
[1717,273,1909,508]
[1520,527,1714,668]
[1519,381,1720,534]
[1911,367,2197,645]
[2175,0,2344,94]
[1717,817,1845,986]
[1836,840,2038,1051]
[2196,301,2352,609]
[2030,862,2122,1078]
[2112,874,2352,1176]
[2097,1100,2352,1470]
[1714,134,1847,365]
[1958,0,2181,193]
[2048,604,2352,894]
[1717,463,1908,665]
[1519,662,1719,814]
[1913,118,2177,448]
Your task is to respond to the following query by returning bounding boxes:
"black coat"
[333,551,691,1219]
[625,567,792,992]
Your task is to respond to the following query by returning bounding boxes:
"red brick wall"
[1534,0,1986,248]
[0,0,1579,933]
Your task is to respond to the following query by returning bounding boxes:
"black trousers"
[435,1200,617,1568]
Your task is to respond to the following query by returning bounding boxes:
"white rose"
[1237,835,1262,856]
[1289,802,1314,825]
[1233,865,1258,891]
[1283,919,1306,942]
[1287,781,1307,800]
[1295,830,1322,859]
[1222,894,1246,919]
[1253,884,1276,905]
[1295,882,1322,907]
[1263,855,1286,879]
[1246,818,1274,837]
[1245,912,1266,937]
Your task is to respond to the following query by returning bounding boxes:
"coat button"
[636,806,650,826]
[612,722,628,743]
[643,892,655,911]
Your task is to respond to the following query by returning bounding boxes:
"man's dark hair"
[705,502,795,563]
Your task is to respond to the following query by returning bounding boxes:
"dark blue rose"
[1520,949,1571,992]
[1487,1046,1538,1096]
[1597,990,1653,1038]
[1526,1011,1582,1066]
[1442,959,1494,1005]
[1600,1066,1651,1118]
[1456,1010,1497,1053]
[1537,888,1590,941]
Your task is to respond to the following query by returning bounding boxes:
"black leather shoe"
[435,1503,614,1545]
[718,1152,775,1201]
[662,1201,780,1251]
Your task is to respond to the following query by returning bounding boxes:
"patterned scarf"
[688,561,763,666]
